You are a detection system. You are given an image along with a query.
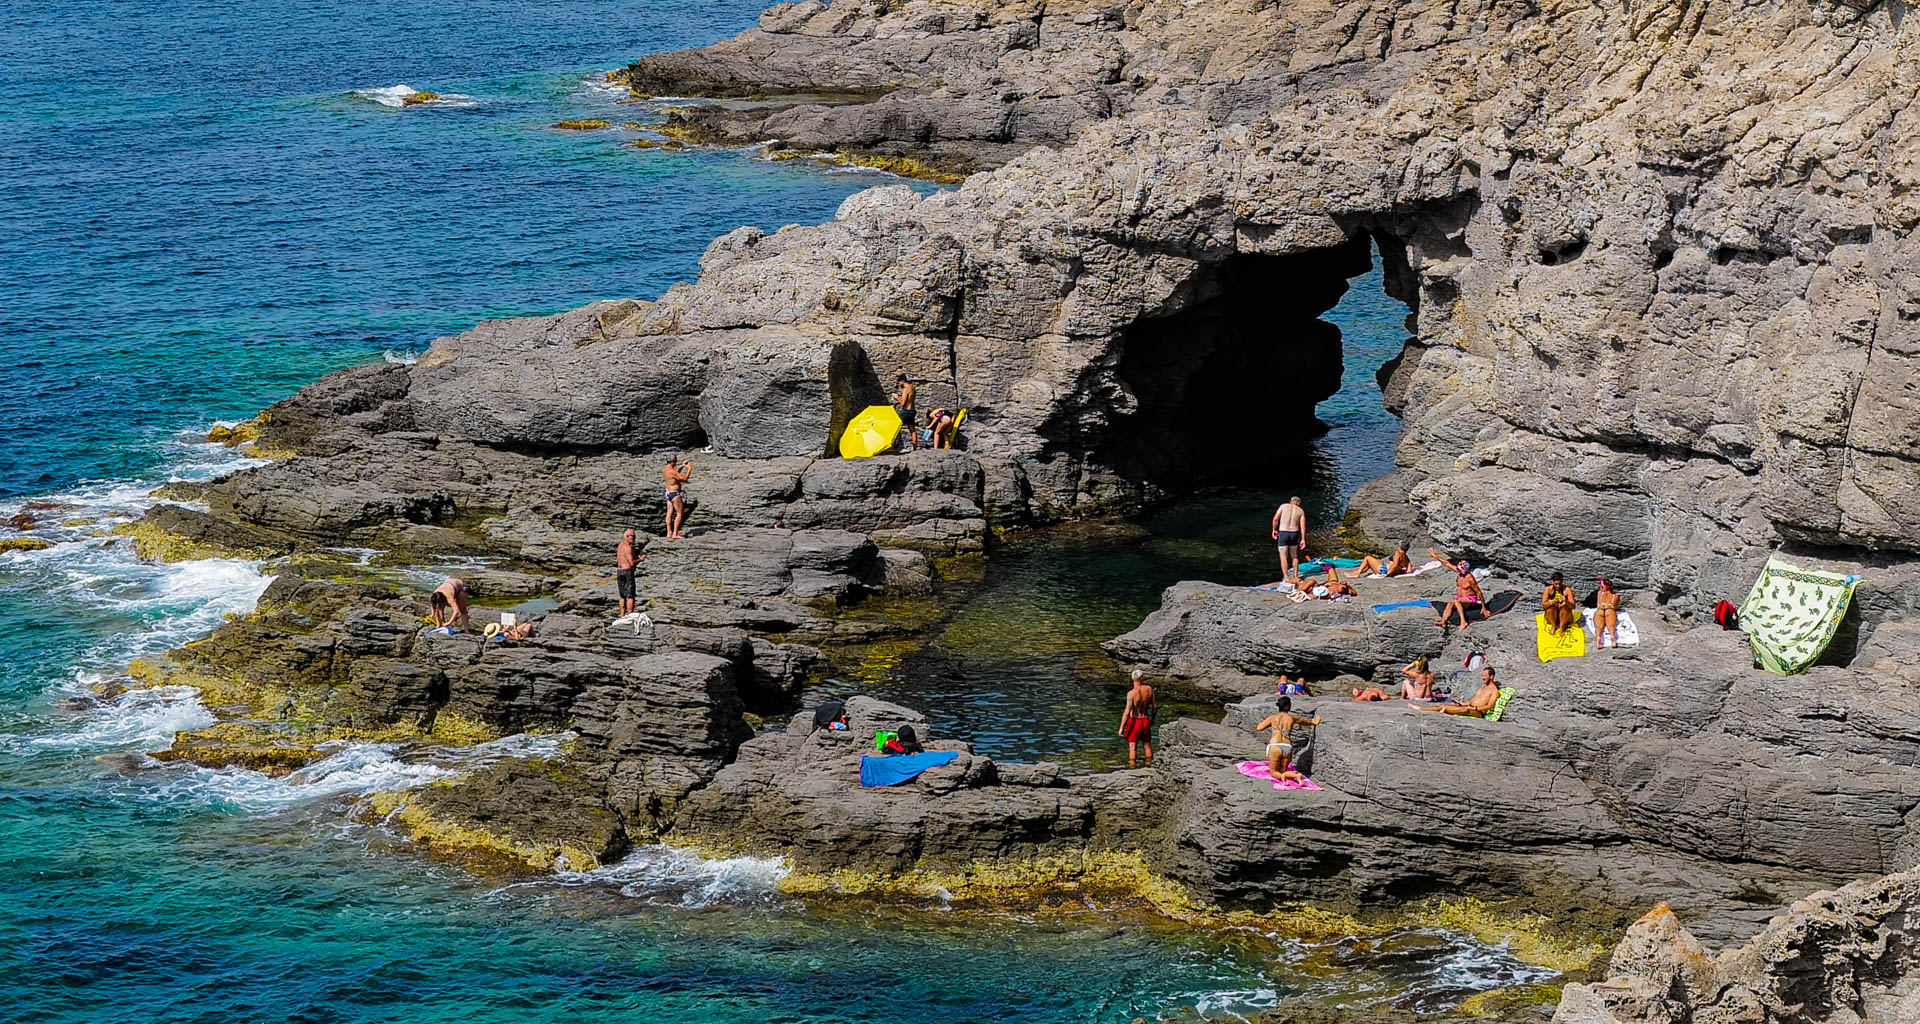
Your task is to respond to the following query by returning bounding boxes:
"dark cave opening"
[1098,234,1395,489]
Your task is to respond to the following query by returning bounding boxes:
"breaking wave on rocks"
[381,348,420,364]
[350,84,477,109]
[559,844,791,908]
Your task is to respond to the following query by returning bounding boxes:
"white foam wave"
[3,685,214,753]
[143,742,455,812]
[560,845,790,907]
[352,84,477,109]
[436,730,575,767]
[382,348,420,364]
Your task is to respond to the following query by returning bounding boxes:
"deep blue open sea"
[0,3,1543,1022]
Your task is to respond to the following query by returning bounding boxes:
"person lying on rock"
[1255,697,1320,774]
[1430,548,1484,631]
[1594,577,1621,648]
[1310,566,1356,598]
[1275,675,1310,696]
[1349,687,1391,702]
[429,577,470,631]
[1119,669,1159,769]
[1421,667,1501,717]
[1400,656,1434,700]
[1541,572,1578,635]
[1346,541,1412,579]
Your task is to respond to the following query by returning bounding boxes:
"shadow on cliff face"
[1101,236,1382,489]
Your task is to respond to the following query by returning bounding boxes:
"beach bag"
[1713,600,1739,631]
[874,729,897,752]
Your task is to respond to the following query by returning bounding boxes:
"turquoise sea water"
[0,3,1545,1021]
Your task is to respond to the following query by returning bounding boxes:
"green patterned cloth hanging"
[1741,557,1863,675]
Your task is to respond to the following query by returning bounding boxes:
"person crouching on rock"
[429,577,470,632]
[615,528,641,616]
[1118,669,1158,769]
[928,407,956,450]
[662,455,692,540]
[1255,697,1319,775]
[1541,572,1578,635]
[1421,667,1501,717]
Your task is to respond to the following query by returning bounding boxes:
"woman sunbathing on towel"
[1310,566,1357,598]
[1430,548,1484,631]
[1349,687,1391,702]
[1346,542,1412,579]
[1594,577,1621,648]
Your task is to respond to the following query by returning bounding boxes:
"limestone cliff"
[125,0,1920,975]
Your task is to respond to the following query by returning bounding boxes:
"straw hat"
[483,622,502,639]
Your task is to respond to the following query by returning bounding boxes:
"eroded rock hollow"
[133,0,1920,989]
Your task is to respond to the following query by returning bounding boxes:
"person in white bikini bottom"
[1254,696,1320,775]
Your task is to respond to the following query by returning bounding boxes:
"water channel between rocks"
[801,264,1410,768]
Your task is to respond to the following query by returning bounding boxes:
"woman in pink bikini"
[1431,548,1484,631]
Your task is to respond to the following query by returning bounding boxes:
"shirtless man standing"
[662,456,692,540]
[1271,496,1307,580]
[1118,669,1159,769]
[1421,667,1502,717]
[615,528,641,616]
[893,374,918,450]
[1255,697,1320,774]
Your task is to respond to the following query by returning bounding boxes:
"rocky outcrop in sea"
[124,0,1920,1013]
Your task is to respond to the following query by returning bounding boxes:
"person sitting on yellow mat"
[1541,572,1578,635]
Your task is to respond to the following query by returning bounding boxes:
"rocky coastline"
[117,0,1920,1019]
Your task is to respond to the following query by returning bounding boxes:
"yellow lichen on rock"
[110,519,270,564]
[206,420,262,446]
[369,789,598,873]
[553,118,611,130]
[401,91,439,106]
[0,538,52,553]
[1417,896,1608,974]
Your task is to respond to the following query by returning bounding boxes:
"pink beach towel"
[1236,760,1323,791]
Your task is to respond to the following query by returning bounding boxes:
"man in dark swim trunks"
[893,374,918,450]
[615,528,641,616]
[663,456,692,540]
[1271,496,1307,581]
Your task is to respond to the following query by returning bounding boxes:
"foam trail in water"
[352,84,477,109]
[561,845,790,907]
[141,742,456,812]
[3,685,214,754]
[382,348,419,364]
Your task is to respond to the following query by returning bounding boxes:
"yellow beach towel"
[1536,612,1586,662]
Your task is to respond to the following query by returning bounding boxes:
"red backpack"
[1713,600,1739,630]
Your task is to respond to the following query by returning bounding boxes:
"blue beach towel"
[859,751,959,787]
[1370,600,1431,614]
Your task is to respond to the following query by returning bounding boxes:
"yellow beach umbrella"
[839,405,903,458]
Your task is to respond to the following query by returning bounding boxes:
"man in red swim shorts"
[1118,669,1159,769]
